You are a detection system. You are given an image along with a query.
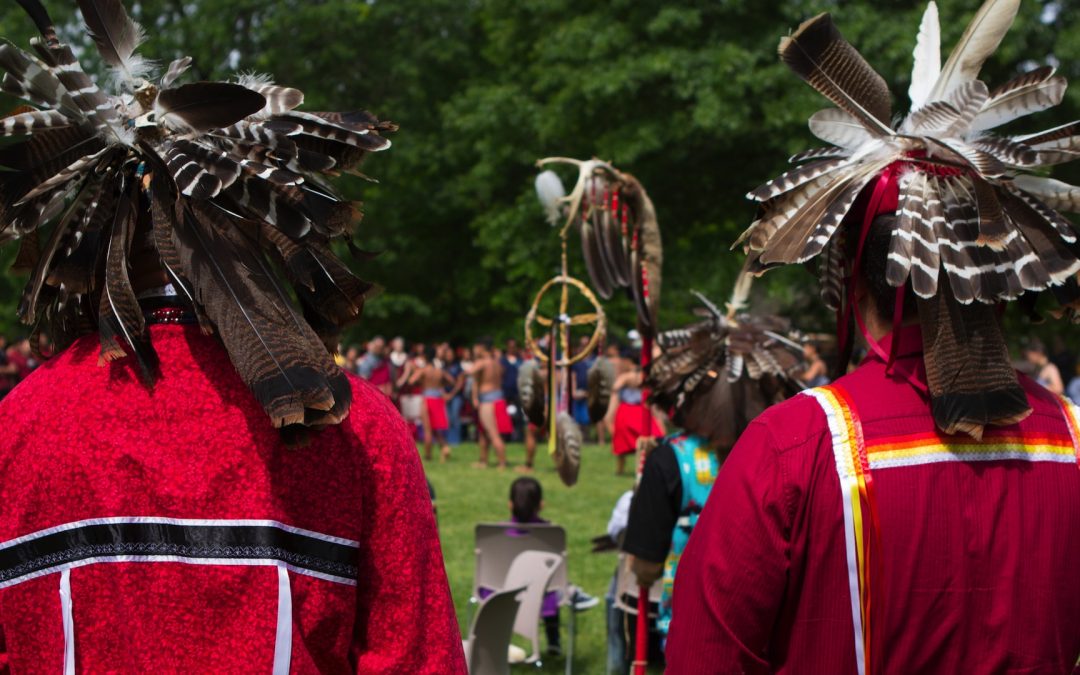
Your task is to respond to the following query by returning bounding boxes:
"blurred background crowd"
[332,332,1080,453]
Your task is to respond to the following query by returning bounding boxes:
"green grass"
[424,441,636,673]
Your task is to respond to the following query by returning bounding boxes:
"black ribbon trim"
[0,522,358,586]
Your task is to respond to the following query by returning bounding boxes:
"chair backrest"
[613,553,663,616]
[464,585,526,675]
[502,551,563,663]
[473,523,568,598]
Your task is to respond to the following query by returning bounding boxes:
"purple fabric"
[480,519,559,617]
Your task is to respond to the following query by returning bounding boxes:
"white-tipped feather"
[909,1,941,111]
[970,70,1067,133]
[161,56,192,87]
[77,0,153,87]
[927,0,1020,103]
[808,108,873,150]
[535,170,566,226]
[724,267,755,319]
[1012,174,1080,214]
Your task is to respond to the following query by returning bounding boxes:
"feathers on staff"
[534,158,663,336]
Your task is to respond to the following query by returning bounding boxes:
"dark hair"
[849,213,918,324]
[424,344,437,361]
[509,477,542,522]
[1023,337,1046,355]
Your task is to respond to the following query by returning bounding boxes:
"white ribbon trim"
[803,389,866,675]
[273,565,293,675]
[60,569,75,675]
[0,517,359,552]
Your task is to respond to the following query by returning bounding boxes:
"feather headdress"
[0,0,395,431]
[534,158,663,334]
[646,285,807,451]
[743,0,1080,437]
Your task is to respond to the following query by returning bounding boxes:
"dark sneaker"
[569,587,599,611]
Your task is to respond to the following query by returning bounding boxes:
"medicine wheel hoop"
[524,275,605,367]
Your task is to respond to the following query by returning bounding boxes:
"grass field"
[423,441,638,673]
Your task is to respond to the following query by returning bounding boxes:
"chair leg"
[466,596,477,628]
[565,606,575,675]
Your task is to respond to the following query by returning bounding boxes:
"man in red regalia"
[0,1,464,672]
[667,1,1080,672]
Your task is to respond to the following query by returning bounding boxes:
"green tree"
[0,0,1077,348]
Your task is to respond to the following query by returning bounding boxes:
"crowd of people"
[337,334,613,469]
[338,332,1080,465]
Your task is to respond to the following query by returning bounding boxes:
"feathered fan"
[517,359,547,428]
[535,159,663,334]
[554,412,582,487]
[0,0,394,430]
[646,283,807,451]
[585,355,615,424]
[742,0,1080,437]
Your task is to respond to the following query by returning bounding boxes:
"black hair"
[424,344,437,361]
[509,476,542,522]
[1022,337,1046,355]
[849,213,918,324]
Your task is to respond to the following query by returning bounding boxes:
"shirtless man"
[409,345,453,462]
[471,340,508,469]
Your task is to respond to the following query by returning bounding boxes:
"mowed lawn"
[422,441,637,673]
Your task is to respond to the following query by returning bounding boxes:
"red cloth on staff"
[494,399,513,435]
[0,324,465,674]
[613,402,663,456]
[425,395,449,431]
[666,325,1080,674]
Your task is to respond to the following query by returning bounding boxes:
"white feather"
[969,73,1067,133]
[535,170,566,226]
[927,0,1020,103]
[909,2,941,111]
[1012,174,1080,214]
[808,108,873,150]
[724,270,755,319]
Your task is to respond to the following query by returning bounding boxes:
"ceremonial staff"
[535,157,663,675]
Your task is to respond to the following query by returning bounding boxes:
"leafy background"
[0,0,1077,347]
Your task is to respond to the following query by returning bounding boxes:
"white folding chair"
[471,523,577,674]
[503,551,563,665]
[472,523,569,603]
[462,585,526,675]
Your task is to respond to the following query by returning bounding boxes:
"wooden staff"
[633,263,655,675]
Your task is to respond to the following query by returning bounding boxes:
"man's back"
[476,355,502,394]
[0,324,464,674]
[667,327,1080,674]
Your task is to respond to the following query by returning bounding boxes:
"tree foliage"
[0,0,1077,346]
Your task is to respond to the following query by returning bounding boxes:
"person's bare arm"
[799,359,825,383]
[604,372,632,428]
[471,360,484,408]
[445,371,465,401]
[571,369,587,399]
[396,361,415,388]
[1045,363,1065,395]
[407,365,425,387]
